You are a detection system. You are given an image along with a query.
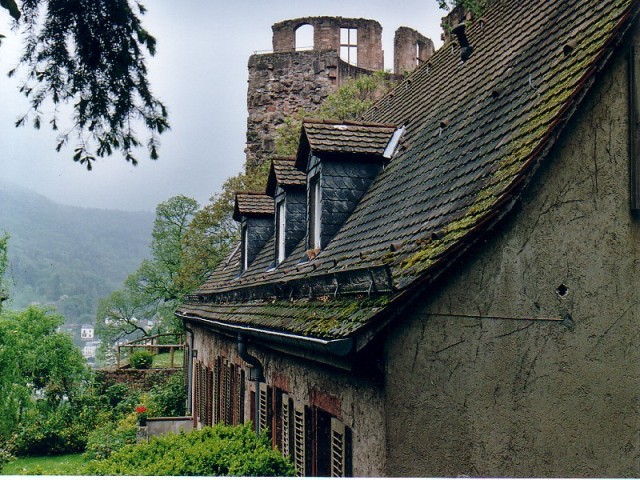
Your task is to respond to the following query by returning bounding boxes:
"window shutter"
[293,401,308,476]
[330,418,351,477]
[236,368,244,425]
[205,365,213,426]
[281,393,291,457]
[213,356,220,424]
[259,382,269,434]
[221,360,229,424]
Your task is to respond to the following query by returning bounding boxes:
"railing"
[116,333,185,369]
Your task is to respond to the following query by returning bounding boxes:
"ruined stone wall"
[245,50,340,169]
[188,323,388,477]
[383,33,639,477]
[394,27,435,75]
[272,17,384,71]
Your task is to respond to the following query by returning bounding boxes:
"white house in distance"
[80,324,94,340]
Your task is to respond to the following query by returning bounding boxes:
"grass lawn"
[2,453,85,475]
[153,351,184,368]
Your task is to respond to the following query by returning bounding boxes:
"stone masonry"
[245,16,434,169]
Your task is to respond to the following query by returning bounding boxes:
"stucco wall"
[384,32,639,477]
[188,322,387,476]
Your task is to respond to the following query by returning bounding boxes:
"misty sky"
[0,1,446,212]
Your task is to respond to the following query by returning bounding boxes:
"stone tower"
[245,16,433,169]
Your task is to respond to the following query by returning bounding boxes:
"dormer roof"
[295,119,399,169]
[265,156,306,196]
[232,192,274,221]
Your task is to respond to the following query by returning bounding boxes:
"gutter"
[182,324,195,418]
[176,311,353,357]
[237,333,264,436]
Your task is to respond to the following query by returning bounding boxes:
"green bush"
[84,424,296,476]
[84,415,137,460]
[11,402,88,456]
[0,448,14,474]
[129,350,154,369]
[148,372,186,417]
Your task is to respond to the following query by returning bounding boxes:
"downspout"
[183,324,195,418]
[237,333,264,436]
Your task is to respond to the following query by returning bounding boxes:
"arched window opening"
[295,24,314,51]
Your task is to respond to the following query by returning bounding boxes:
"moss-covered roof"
[179,0,638,349]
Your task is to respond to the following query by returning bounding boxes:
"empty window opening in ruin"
[416,41,428,66]
[340,28,358,65]
[295,24,314,51]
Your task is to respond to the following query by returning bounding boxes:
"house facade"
[177,0,640,476]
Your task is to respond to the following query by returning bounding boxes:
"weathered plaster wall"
[384,34,639,477]
[188,322,387,477]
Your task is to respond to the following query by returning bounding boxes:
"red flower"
[136,405,147,414]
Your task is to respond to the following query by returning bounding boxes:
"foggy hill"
[0,181,155,326]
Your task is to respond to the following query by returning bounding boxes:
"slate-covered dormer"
[265,156,307,265]
[233,192,274,273]
[295,119,403,255]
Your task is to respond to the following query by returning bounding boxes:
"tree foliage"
[1,0,168,168]
[96,195,202,345]
[275,71,394,156]
[436,0,494,16]
[0,306,89,442]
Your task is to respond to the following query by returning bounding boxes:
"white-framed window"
[241,224,249,272]
[308,175,321,250]
[340,28,358,66]
[276,200,286,264]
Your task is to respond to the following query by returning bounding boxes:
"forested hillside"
[0,181,154,326]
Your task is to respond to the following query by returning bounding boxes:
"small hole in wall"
[556,284,569,297]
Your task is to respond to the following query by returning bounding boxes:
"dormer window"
[266,157,307,265]
[233,192,274,275]
[308,174,321,250]
[241,224,249,272]
[294,120,403,257]
[275,200,286,264]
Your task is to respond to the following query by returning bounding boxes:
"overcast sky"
[0,1,446,212]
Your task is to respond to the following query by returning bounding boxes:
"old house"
[177,0,640,476]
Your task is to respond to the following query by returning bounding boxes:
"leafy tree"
[0,0,168,168]
[96,195,199,345]
[0,306,89,442]
[436,0,494,16]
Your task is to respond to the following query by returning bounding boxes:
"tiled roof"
[265,156,306,196]
[232,192,274,221]
[179,0,638,347]
[298,119,398,160]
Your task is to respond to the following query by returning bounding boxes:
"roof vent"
[563,40,577,56]
[451,23,473,62]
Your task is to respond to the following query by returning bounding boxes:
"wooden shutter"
[205,365,212,426]
[221,360,229,424]
[259,382,269,434]
[281,393,291,457]
[293,401,308,476]
[235,368,244,425]
[213,356,220,424]
[330,418,351,477]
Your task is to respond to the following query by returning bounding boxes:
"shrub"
[0,448,14,474]
[148,372,186,417]
[129,350,154,369]
[84,424,296,476]
[11,402,88,456]
[84,414,137,460]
